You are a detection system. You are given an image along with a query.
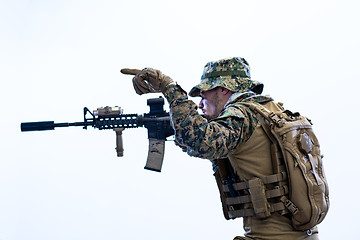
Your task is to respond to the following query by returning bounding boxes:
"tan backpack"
[241,102,330,230]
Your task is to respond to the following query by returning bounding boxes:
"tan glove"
[121,68,174,95]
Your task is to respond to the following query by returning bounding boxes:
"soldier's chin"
[203,114,214,120]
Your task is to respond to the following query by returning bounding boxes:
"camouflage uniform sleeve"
[163,84,258,160]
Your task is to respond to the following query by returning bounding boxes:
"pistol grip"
[114,128,124,157]
[144,139,165,172]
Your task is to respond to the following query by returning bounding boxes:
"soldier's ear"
[220,87,233,95]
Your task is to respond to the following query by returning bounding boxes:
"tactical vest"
[213,101,329,231]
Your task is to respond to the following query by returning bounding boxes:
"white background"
[1,0,359,239]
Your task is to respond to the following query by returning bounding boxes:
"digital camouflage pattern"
[189,57,264,97]
[164,84,272,160]
[159,56,322,239]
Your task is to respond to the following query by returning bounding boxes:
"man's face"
[199,88,224,120]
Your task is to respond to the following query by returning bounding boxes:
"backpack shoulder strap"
[240,102,285,175]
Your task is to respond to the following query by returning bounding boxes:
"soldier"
[121,57,321,240]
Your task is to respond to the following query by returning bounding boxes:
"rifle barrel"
[21,121,89,132]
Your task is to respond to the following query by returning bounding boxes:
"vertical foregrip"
[114,128,125,157]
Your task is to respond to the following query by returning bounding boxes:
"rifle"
[20,97,174,172]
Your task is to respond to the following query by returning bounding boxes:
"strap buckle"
[280,196,299,214]
[269,112,284,127]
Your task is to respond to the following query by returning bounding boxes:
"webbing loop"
[222,172,287,192]
[224,185,288,205]
[227,202,287,218]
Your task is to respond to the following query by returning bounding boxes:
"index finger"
[120,68,142,75]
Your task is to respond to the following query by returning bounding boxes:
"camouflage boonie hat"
[189,57,263,97]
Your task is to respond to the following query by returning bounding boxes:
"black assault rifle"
[20,97,174,172]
